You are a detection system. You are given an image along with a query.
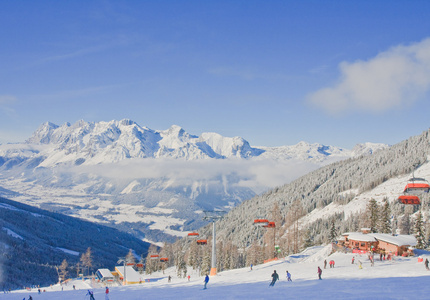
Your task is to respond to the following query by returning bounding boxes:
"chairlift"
[264,222,276,228]
[150,254,159,260]
[403,177,430,194]
[196,239,208,245]
[136,263,144,268]
[253,219,269,227]
[160,257,169,262]
[187,232,199,238]
[398,195,421,205]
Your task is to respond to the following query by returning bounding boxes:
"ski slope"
[4,245,430,299]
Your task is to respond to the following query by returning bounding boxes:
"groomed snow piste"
[4,245,430,300]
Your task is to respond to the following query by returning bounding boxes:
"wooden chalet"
[340,231,417,256]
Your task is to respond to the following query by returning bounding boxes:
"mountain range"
[0,120,388,243]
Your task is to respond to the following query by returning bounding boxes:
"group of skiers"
[269,269,294,286]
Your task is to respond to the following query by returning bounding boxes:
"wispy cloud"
[307,38,430,114]
[38,45,108,64]
[73,157,319,194]
[0,95,17,105]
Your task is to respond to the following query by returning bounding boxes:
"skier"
[269,270,279,286]
[324,259,327,269]
[168,275,171,283]
[317,266,322,280]
[105,287,109,300]
[250,264,253,271]
[203,274,209,289]
[425,258,429,270]
[187,275,190,281]
[87,290,95,300]
[286,270,292,282]
[28,296,33,300]
[352,256,355,264]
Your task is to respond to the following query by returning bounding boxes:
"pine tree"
[200,248,211,276]
[329,220,337,242]
[414,211,425,249]
[126,249,136,265]
[400,213,411,235]
[379,198,391,234]
[366,198,379,233]
[302,229,313,249]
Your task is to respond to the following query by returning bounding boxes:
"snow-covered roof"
[96,269,114,279]
[370,233,417,247]
[344,232,417,246]
[346,233,377,242]
[115,266,144,283]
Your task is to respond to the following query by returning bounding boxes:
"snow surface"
[4,245,430,299]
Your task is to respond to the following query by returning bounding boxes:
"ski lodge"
[339,230,417,256]
[95,268,115,283]
[114,265,144,285]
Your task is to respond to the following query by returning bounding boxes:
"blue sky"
[1,0,430,148]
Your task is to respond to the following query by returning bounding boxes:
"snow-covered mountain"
[206,128,430,250]
[0,120,388,243]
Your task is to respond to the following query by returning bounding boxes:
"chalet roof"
[347,233,377,242]
[370,233,417,247]
[343,232,417,246]
[115,266,144,283]
[96,268,114,278]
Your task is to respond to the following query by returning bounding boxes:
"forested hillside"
[163,129,430,276]
[212,129,429,247]
[0,197,151,290]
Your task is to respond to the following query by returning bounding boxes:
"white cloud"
[308,38,430,114]
[72,157,319,194]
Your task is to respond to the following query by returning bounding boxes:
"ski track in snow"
[4,245,430,299]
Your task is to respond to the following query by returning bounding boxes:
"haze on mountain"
[0,120,387,243]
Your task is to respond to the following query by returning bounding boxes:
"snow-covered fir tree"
[414,211,425,249]
[379,197,391,234]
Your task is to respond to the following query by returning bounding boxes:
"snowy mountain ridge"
[0,119,388,243]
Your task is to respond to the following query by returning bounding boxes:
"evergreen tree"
[414,211,425,249]
[379,198,391,234]
[200,248,211,276]
[366,198,379,233]
[126,249,136,265]
[302,229,313,249]
[329,220,337,242]
[400,213,411,235]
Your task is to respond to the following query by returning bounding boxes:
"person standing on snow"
[425,258,429,270]
[87,290,95,300]
[286,270,292,282]
[324,260,327,269]
[105,287,109,300]
[269,270,279,286]
[203,274,209,289]
[317,266,322,280]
